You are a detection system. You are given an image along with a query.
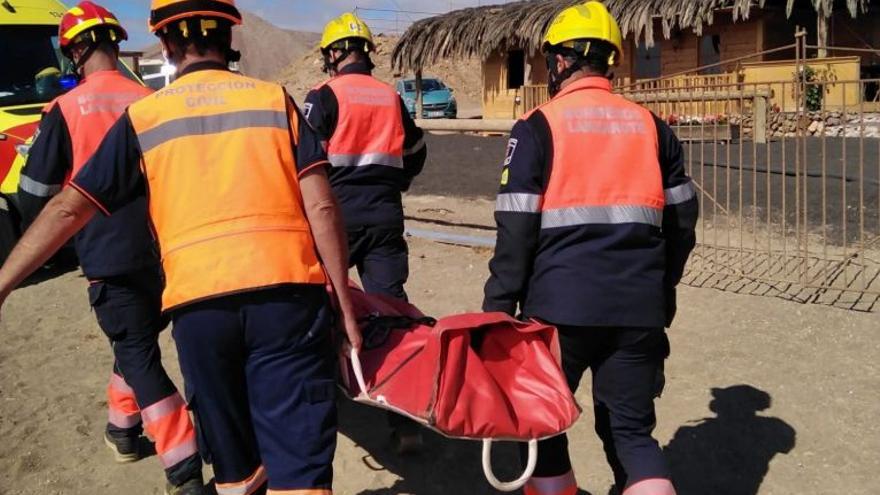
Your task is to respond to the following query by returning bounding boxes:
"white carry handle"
[482,438,538,492]
[349,348,371,400]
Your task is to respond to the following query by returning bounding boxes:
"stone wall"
[731,111,880,139]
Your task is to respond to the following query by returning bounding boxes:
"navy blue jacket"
[18,103,158,280]
[304,62,426,229]
[483,107,699,328]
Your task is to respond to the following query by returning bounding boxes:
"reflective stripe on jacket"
[505,77,665,223]
[320,74,405,170]
[484,76,699,328]
[128,70,326,311]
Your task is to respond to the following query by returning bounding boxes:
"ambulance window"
[0,26,67,106]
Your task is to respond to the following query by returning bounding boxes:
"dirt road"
[1,196,878,495]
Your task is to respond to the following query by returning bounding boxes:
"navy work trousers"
[89,265,201,486]
[348,225,409,300]
[172,286,337,493]
[523,326,672,490]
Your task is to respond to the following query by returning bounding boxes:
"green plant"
[804,66,821,111]
[795,65,837,112]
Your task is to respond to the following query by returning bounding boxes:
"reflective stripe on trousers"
[266,490,332,494]
[107,373,141,429]
[524,471,578,495]
[140,394,199,468]
[215,465,268,495]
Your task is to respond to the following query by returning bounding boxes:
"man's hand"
[299,166,362,350]
[340,310,362,351]
[0,188,96,311]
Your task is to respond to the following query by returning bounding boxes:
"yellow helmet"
[543,1,623,65]
[320,12,374,52]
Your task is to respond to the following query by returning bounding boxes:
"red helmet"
[58,1,128,51]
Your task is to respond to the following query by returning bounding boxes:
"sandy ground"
[1,195,878,495]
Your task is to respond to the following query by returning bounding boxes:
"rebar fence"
[623,37,880,311]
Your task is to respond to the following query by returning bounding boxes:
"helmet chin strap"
[69,43,100,77]
[322,49,350,74]
[546,53,584,97]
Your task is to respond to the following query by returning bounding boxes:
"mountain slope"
[277,34,482,112]
[140,11,319,80]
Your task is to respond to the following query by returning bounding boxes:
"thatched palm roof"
[392,0,871,72]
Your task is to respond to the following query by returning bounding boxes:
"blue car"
[396,78,457,119]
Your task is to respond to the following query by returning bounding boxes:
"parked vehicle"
[0,0,142,262]
[139,58,177,90]
[396,77,457,119]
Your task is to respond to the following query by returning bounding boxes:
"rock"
[808,120,819,133]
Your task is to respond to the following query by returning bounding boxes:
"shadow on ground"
[337,399,553,495]
[665,385,796,495]
[338,385,794,495]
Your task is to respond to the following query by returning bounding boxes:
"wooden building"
[393,0,880,119]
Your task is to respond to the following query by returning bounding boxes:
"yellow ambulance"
[0,0,140,260]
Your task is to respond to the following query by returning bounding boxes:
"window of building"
[634,42,661,79]
[699,34,722,74]
[507,50,525,89]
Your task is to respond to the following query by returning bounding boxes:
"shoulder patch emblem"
[303,102,314,120]
[504,138,518,166]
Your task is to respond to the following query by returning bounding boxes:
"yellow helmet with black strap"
[320,12,374,52]
[320,12,375,74]
[543,1,623,65]
[542,1,623,96]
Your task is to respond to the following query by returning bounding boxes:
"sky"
[101,0,517,49]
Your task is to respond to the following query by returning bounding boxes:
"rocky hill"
[276,34,483,113]
[141,11,320,81]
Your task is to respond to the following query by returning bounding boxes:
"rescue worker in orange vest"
[482,3,698,495]
[305,12,427,454]
[305,13,426,302]
[16,3,203,493]
[0,1,361,494]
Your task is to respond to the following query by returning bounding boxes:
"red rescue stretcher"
[339,286,581,491]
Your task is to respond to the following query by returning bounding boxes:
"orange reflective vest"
[319,74,405,168]
[128,69,326,311]
[529,77,665,228]
[53,70,152,178]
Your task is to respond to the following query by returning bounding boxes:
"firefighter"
[305,12,427,454]
[16,3,203,493]
[305,12,426,302]
[482,3,699,495]
[0,1,360,494]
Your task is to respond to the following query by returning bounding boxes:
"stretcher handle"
[349,348,371,400]
[482,438,538,492]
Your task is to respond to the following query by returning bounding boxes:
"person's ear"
[556,54,567,75]
[159,38,174,63]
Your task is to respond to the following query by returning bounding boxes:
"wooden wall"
[482,52,518,119]
[479,10,880,117]
[650,14,764,75]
